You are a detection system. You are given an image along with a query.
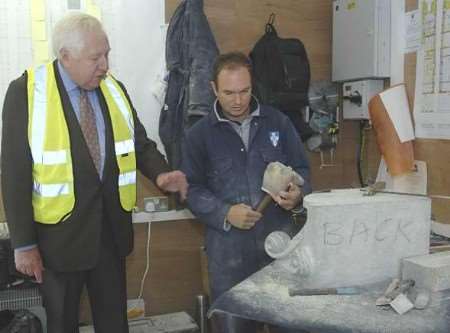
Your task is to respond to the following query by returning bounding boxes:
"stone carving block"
[402,251,450,291]
[265,189,431,288]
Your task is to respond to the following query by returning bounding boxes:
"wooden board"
[79,220,205,322]
[166,0,332,81]
[165,0,367,190]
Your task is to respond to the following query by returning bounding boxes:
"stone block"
[266,189,431,288]
[390,293,414,315]
[402,251,450,291]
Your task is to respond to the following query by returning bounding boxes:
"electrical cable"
[356,120,365,187]
[138,219,152,300]
[127,216,152,319]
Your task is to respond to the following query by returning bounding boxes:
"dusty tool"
[289,287,361,297]
[376,278,415,306]
[390,293,414,315]
[413,290,431,310]
[362,182,450,200]
[256,162,304,213]
[362,181,387,196]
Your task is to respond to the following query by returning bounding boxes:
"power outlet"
[144,196,169,212]
[127,298,145,319]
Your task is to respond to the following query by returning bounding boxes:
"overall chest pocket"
[207,157,233,192]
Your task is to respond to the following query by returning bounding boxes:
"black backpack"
[0,310,42,333]
[249,14,313,140]
[0,239,31,289]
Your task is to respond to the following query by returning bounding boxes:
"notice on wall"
[414,0,450,139]
[405,9,422,53]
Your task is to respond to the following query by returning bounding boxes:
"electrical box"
[332,0,391,82]
[342,80,384,119]
[144,196,169,212]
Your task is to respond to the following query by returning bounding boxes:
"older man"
[1,13,187,333]
[181,52,311,333]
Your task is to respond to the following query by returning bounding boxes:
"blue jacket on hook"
[160,0,219,169]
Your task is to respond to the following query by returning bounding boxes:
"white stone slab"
[268,189,431,288]
[79,312,198,333]
[402,251,450,291]
[390,293,414,315]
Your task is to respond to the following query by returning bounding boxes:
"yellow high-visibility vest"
[27,63,136,224]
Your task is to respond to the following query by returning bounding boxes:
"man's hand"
[226,204,262,230]
[156,170,188,201]
[271,183,303,211]
[14,247,44,283]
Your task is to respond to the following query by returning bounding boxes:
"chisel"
[289,287,361,297]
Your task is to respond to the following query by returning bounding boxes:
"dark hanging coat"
[159,0,219,169]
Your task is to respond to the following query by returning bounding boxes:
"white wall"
[100,0,167,154]
[0,0,33,148]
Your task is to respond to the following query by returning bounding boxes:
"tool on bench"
[255,162,304,213]
[375,278,415,306]
[289,287,361,297]
[361,182,450,200]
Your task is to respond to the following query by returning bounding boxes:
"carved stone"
[265,189,431,288]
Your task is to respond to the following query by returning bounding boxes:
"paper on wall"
[414,0,450,139]
[31,0,45,21]
[34,40,50,64]
[86,0,102,20]
[405,9,421,53]
[31,20,46,41]
[379,84,415,142]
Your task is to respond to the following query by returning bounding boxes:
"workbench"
[209,263,450,333]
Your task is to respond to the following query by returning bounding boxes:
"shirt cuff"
[14,244,37,252]
[223,218,232,231]
[291,205,306,217]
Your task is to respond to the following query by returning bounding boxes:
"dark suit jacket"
[1,61,170,272]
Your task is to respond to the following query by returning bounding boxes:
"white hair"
[52,12,106,59]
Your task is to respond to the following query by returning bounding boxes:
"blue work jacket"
[181,101,311,300]
[160,0,218,168]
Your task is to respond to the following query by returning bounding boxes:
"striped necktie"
[79,88,101,174]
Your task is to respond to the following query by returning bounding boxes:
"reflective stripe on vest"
[28,64,74,224]
[27,63,136,224]
[100,76,136,211]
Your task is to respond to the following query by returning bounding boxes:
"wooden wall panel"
[165,0,366,191]
[127,221,205,316]
[80,220,205,322]
[167,0,332,81]
[78,169,206,322]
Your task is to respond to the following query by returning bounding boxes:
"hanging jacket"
[159,0,219,169]
[27,63,136,224]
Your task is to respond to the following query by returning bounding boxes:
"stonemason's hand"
[226,204,262,230]
[14,247,44,283]
[156,170,188,201]
[271,183,303,211]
